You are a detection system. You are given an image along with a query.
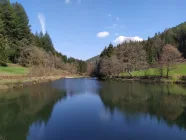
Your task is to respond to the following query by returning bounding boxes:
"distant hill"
[87,21,186,64]
[86,55,100,64]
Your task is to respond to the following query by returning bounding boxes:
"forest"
[87,22,186,78]
[0,0,87,75]
[1,0,186,79]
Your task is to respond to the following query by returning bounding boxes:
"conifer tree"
[12,2,31,44]
[42,32,55,53]
[0,0,16,40]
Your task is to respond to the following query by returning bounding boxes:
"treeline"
[87,22,186,77]
[0,0,87,74]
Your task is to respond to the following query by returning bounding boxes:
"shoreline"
[103,76,186,84]
[0,76,62,90]
[2,75,185,90]
[0,75,87,90]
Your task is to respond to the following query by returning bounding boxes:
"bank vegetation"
[87,22,186,83]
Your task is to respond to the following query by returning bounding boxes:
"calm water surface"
[0,78,186,140]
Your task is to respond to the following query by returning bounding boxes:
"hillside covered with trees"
[87,22,186,79]
[1,0,186,79]
[0,0,87,75]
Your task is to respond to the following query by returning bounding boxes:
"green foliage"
[144,35,165,64]
[102,22,186,68]
[34,32,55,53]
[100,43,114,58]
[0,46,7,66]
[77,60,87,73]
[0,0,87,74]
[0,0,16,40]
[177,24,186,58]
[62,55,68,63]
[106,43,114,57]
[33,31,41,47]
[68,57,76,63]
[160,22,186,58]
[0,37,9,66]
[0,0,32,63]
[12,2,31,43]
[0,13,6,65]
[100,47,107,57]
[42,32,55,53]
[120,64,186,78]
[0,64,28,75]
[0,13,4,34]
[90,22,186,77]
[56,52,68,63]
[67,57,87,73]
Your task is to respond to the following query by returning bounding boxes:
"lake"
[0,78,186,140]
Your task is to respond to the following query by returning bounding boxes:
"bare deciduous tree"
[116,43,148,76]
[99,55,121,77]
[159,44,182,77]
[99,57,111,76]
[86,62,96,76]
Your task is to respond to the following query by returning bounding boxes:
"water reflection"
[52,78,101,96]
[0,79,186,140]
[0,83,66,140]
[99,80,186,130]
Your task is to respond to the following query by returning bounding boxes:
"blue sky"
[10,0,186,60]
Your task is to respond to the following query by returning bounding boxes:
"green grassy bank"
[0,64,72,89]
[117,63,186,83]
[0,64,29,76]
[120,64,186,77]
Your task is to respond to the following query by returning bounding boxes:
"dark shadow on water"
[99,80,186,130]
[0,82,66,140]
[1,79,186,140]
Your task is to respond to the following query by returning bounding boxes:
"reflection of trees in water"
[0,83,66,140]
[99,80,186,130]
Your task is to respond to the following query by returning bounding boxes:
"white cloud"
[37,13,46,34]
[114,36,143,44]
[108,14,112,17]
[97,31,110,38]
[65,0,71,4]
[116,17,119,20]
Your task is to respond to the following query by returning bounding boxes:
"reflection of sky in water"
[52,78,101,95]
[26,91,186,140]
[99,107,113,121]
[99,110,111,121]
[27,121,46,140]
[4,78,185,140]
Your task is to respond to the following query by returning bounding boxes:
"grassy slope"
[0,64,82,89]
[120,63,186,77]
[0,64,29,76]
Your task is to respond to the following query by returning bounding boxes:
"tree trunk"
[128,70,132,77]
[166,67,169,78]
